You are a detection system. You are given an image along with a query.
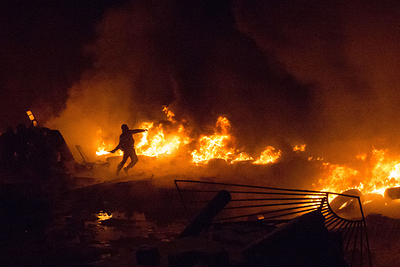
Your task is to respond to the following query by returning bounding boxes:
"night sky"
[2,0,400,158]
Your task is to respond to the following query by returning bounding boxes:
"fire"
[162,105,175,120]
[95,129,122,156]
[317,148,400,196]
[253,146,281,165]
[91,106,400,205]
[319,163,361,193]
[231,152,254,163]
[96,211,112,221]
[133,107,191,158]
[191,117,235,164]
[368,149,400,195]
[95,112,284,166]
[135,122,154,149]
[293,144,306,152]
[136,122,190,158]
[92,106,400,201]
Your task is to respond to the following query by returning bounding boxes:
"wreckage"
[133,180,372,267]
[0,113,386,266]
[0,112,109,179]
[0,123,75,178]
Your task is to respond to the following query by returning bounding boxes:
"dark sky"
[3,0,400,157]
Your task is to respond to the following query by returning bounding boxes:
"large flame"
[253,146,281,165]
[95,112,280,166]
[191,117,235,164]
[136,122,191,158]
[95,129,122,156]
[93,106,400,198]
[317,148,400,196]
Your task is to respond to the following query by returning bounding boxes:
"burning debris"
[135,182,369,267]
[4,1,400,266]
[93,109,283,167]
[4,106,400,217]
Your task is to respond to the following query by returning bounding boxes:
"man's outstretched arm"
[129,129,148,134]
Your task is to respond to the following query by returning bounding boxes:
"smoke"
[46,1,177,159]
[233,0,400,158]
[45,0,400,174]
[45,0,309,159]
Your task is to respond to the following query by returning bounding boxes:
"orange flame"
[136,122,190,158]
[319,163,361,193]
[231,152,254,163]
[93,107,400,199]
[95,113,284,167]
[317,148,400,196]
[293,144,306,152]
[95,129,122,156]
[191,117,236,164]
[162,105,175,121]
[253,146,281,164]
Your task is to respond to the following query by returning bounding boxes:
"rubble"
[0,125,76,179]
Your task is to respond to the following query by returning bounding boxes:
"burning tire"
[329,189,364,220]
[384,186,400,201]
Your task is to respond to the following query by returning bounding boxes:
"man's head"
[121,124,129,132]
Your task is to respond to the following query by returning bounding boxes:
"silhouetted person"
[109,124,147,176]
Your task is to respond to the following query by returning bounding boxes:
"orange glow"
[136,121,190,158]
[93,106,400,198]
[293,144,306,152]
[356,153,367,161]
[26,110,38,127]
[253,146,281,165]
[162,105,175,120]
[191,117,235,164]
[95,113,286,166]
[317,148,400,196]
[319,163,360,193]
[97,211,112,221]
[231,152,254,163]
[368,149,400,195]
[95,129,122,156]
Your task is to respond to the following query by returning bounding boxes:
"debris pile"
[0,124,75,178]
[135,191,351,267]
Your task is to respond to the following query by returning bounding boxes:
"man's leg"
[124,149,138,174]
[116,153,129,176]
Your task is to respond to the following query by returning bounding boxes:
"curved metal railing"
[174,179,372,267]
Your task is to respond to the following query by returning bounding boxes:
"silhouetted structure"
[0,127,15,170]
[0,124,75,178]
[14,123,29,167]
[109,124,147,176]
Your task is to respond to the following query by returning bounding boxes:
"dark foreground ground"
[1,173,400,267]
[0,174,189,267]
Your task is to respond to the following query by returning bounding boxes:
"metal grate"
[175,179,372,267]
